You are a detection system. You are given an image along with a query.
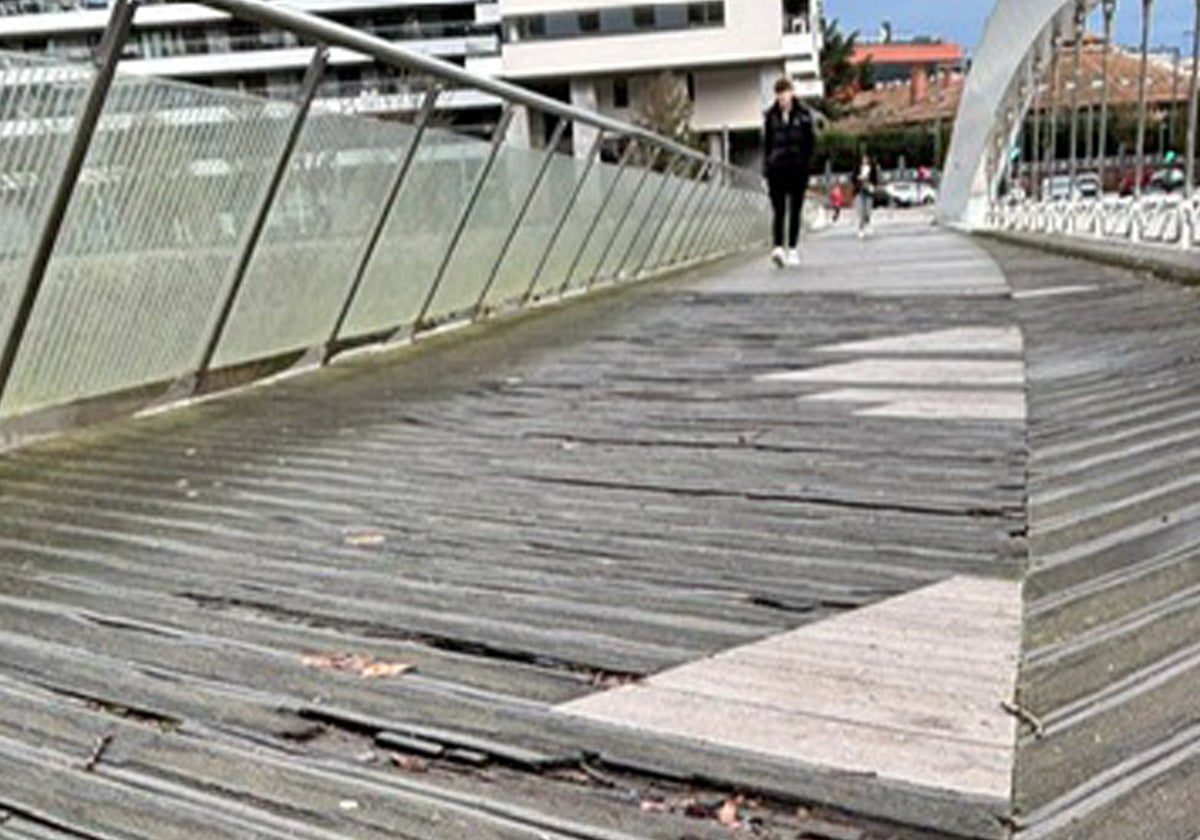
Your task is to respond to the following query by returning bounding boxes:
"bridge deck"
[0,215,1194,839]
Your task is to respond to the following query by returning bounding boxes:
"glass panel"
[482,149,585,311]
[0,54,94,378]
[212,109,413,368]
[595,164,662,282]
[422,139,542,323]
[522,153,613,301]
[1,73,293,417]
[339,128,487,339]
[566,162,638,289]
[641,166,697,270]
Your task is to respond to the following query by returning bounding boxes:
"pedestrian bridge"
[0,2,1196,839]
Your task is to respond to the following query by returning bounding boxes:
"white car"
[882,181,937,207]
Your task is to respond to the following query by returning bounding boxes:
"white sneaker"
[857,229,865,240]
[785,249,801,267]
[770,247,786,267]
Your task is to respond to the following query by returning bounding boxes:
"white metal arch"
[938,0,1100,228]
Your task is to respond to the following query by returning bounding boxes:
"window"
[613,77,630,108]
[503,2,725,42]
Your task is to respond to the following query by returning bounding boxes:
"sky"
[827,0,1197,54]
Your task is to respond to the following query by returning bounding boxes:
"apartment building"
[0,0,822,159]
[0,0,505,124]
[494,0,823,165]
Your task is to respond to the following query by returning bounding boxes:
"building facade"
[496,0,823,165]
[0,0,822,160]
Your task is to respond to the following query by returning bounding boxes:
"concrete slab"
[806,387,1026,421]
[559,576,1023,803]
[815,327,1024,357]
[757,359,1026,387]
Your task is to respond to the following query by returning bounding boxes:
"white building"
[493,0,823,164]
[0,0,822,159]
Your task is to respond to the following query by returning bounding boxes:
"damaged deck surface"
[0,215,1193,839]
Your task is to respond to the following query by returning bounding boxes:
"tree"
[632,71,697,153]
[819,17,863,117]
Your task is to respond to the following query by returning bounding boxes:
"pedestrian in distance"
[852,152,880,239]
[762,76,815,268]
[829,181,845,224]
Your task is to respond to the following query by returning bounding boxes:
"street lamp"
[1188,6,1199,197]
[1134,0,1154,198]
[1098,0,1117,190]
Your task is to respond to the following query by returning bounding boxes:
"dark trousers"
[768,171,809,249]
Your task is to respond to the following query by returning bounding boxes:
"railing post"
[668,168,718,265]
[1031,49,1044,200]
[1098,0,1117,190]
[560,139,638,294]
[1186,0,1199,199]
[633,157,699,276]
[413,103,515,330]
[193,45,328,389]
[612,151,685,281]
[0,0,137,409]
[693,175,737,259]
[1068,0,1086,189]
[520,129,603,305]
[587,147,661,288]
[325,86,440,360]
[1046,27,1062,192]
[473,116,569,314]
[1134,0,1154,198]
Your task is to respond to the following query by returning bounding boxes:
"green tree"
[819,18,863,117]
[632,72,697,151]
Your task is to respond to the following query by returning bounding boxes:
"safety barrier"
[0,0,768,433]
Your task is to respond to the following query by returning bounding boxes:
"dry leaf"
[302,652,414,679]
[345,530,386,547]
[390,753,430,773]
[717,798,742,827]
[360,662,414,679]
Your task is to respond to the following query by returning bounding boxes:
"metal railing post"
[0,0,137,408]
[520,130,603,305]
[1068,0,1086,189]
[669,169,719,265]
[193,45,328,387]
[560,139,638,294]
[413,103,515,330]
[1098,0,1117,190]
[613,152,684,281]
[1031,49,1044,200]
[634,158,699,276]
[473,117,568,314]
[654,160,713,268]
[1046,27,1062,192]
[1134,0,1154,198]
[694,180,736,259]
[588,147,661,288]
[1186,0,1200,199]
[326,86,440,359]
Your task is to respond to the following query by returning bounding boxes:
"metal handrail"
[196,0,755,185]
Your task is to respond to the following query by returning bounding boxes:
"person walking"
[829,181,845,223]
[762,77,815,268]
[852,153,880,239]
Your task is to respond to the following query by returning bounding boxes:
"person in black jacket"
[762,77,815,268]
[850,152,881,239]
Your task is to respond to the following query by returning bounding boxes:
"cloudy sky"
[827,0,1196,52]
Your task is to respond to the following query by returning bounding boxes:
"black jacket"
[851,162,881,195]
[762,103,815,178]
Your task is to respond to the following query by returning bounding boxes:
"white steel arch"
[938,0,1099,228]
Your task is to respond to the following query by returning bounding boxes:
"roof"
[853,41,966,67]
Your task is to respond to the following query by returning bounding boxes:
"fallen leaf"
[345,530,386,547]
[360,662,414,679]
[390,753,430,773]
[302,653,414,679]
[717,798,742,827]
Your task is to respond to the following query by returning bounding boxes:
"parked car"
[1041,174,1100,201]
[881,180,937,207]
[1120,166,1187,196]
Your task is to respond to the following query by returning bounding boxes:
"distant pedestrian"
[852,153,880,239]
[762,77,815,268]
[829,182,845,223]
